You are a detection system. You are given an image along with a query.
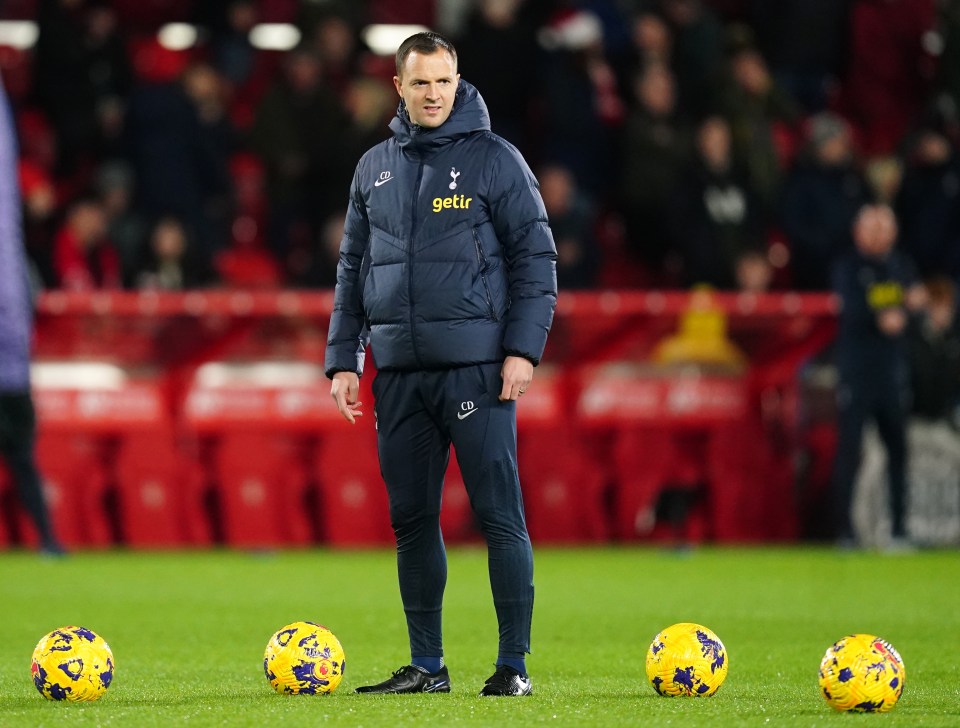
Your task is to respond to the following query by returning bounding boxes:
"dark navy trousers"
[372,363,534,660]
[831,375,908,540]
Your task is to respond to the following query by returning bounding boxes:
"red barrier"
[34,384,167,432]
[14,290,838,548]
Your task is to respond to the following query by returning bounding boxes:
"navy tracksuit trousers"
[831,375,908,540]
[372,362,534,661]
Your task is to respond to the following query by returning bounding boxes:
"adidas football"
[31,626,115,702]
[818,634,905,712]
[645,622,729,697]
[263,621,345,695]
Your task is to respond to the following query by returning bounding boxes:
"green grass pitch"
[1,546,958,726]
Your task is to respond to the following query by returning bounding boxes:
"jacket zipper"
[409,158,425,366]
[473,227,499,321]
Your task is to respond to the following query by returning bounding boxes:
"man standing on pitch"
[325,32,557,696]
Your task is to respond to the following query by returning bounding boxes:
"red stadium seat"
[113,431,188,547]
[611,427,683,542]
[519,427,609,543]
[213,432,315,548]
[314,429,393,547]
[34,432,112,547]
[174,435,219,546]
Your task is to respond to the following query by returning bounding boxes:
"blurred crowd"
[3,0,960,294]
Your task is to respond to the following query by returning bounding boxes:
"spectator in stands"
[15,109,58,184]
[618,61,692,276]
[903,275,960,545]
[339,77,394,183]
[734,249,774,293]
[864,155,904,206]
[288,76,391,287]
[301,210,345,288]
[456,0,538,150]
[719,41,800,214]
[534,9,622,197]
[781,112,870,290]
[830,203,926,549]
[895,126,960,282]
[250,45,351,271]
[179,62,235,257]
[0,75,64,555]
[95,161,146,286]
[136,216,208,290]
[616,8,673,99]
[83,1,131,163]
[669,115,764,289]
[936,1,960,127]
[748,0,850,114]
[208,0,260,89]
[308,14,363,98]
[634,7,673,67]
[213,218,281,289]
[125,62,234,274]
[34,0,132,178]
[539,163,600,289]
[907,276,960,425]
[18,160,58,287]
[657,0,726,119]
[52,196,122,290]
[840,0,939,157]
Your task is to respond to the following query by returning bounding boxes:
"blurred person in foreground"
[830,204,925,550]
[325,32,557,696]
[0,75,64,555]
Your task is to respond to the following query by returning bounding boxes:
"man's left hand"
[500,355,533,401]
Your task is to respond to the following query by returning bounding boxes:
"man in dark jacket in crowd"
[0,75,64,555]
[830,204,924,549]
[325,32,557,697]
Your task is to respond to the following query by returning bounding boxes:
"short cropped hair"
[395,32,458,77]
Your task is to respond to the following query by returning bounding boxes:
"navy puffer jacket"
[325,80,557,376]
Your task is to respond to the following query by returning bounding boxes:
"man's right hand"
[330,371,362,424]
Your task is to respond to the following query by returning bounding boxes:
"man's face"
[854,207,898,258]
[393,50,459,128]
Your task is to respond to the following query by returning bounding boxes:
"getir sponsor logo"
[432,194,473,213]
[867,281,904,309]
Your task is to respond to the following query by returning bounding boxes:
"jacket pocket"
[473,227,499,321]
